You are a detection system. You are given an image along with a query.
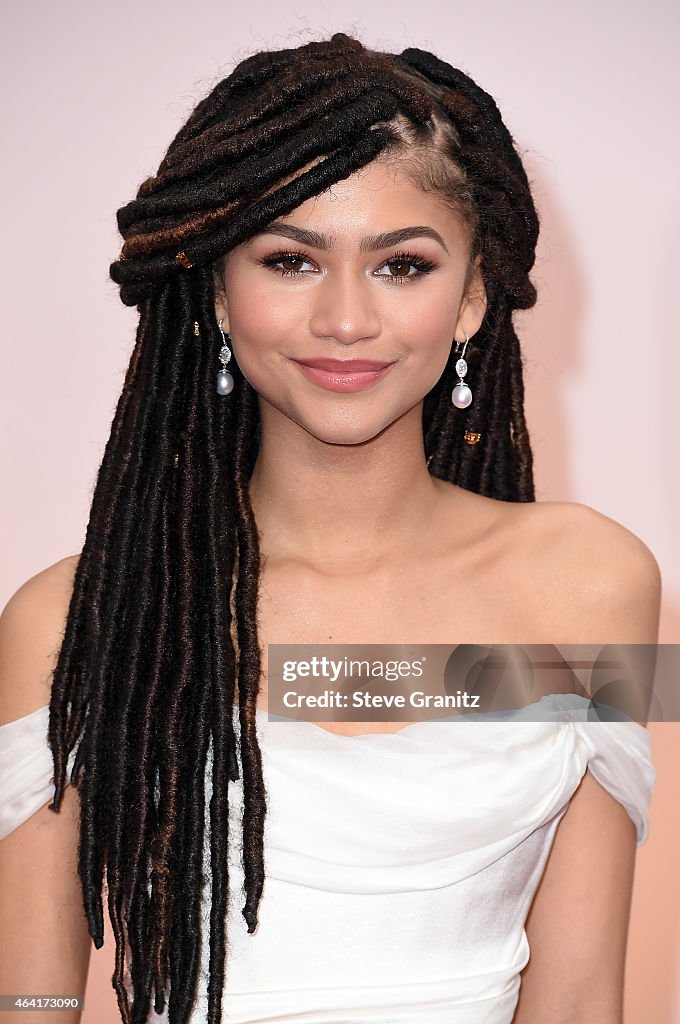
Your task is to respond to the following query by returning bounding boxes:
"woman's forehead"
[243,164,467,247]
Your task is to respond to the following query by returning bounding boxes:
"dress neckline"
[239,704,521,740]
[235,705,429,739]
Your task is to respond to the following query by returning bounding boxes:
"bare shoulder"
[0,553,82,724]
[520,500,662,643]
[528,499,661,580]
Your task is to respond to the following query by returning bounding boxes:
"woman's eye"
[260,252,315,276]
[376,257,430,282]
[374,256,438,284]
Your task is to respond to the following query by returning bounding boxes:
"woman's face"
[214,157,487,446]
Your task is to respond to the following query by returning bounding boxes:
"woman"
[0,31,661,1024]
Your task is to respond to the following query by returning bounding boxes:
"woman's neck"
[246,409,451,571]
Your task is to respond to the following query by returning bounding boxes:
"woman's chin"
[306,425,389,447]
[258,393,413,447]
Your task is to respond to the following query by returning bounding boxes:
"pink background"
[1,3,678,1021]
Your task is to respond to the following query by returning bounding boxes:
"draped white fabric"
[0,694,655,1023]
[0,704,77,840]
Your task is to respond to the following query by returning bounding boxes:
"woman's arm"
[0,556,92,1024]
[513,507,662,1024]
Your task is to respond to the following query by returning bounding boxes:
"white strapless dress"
[0,694,655,1023]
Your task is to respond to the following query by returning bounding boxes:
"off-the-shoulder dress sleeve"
[0,704,76,840]
[502,692,656,845]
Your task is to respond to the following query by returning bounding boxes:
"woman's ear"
[212,261,230,331]
[456,254,487,340]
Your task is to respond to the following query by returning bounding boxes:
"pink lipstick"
[292,357,396,393]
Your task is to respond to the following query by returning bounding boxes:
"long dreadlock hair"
[46,31,540,1024]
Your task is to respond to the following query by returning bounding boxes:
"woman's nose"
[308,268,382,346]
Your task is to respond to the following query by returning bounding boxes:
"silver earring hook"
[456,330,470,360]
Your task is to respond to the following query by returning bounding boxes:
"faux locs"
[48,33,540,1024]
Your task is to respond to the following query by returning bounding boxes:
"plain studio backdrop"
[1,2,678,1021]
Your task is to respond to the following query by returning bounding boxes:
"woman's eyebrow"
[249,222,450,255]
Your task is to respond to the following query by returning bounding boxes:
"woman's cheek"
[417,333,457,393]
[227,284,302,349]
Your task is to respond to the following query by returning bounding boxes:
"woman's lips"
[292,359,396,393]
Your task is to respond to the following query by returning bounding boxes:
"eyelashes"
[256,248,438,284]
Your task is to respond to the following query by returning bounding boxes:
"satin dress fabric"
[0,694,655,1023]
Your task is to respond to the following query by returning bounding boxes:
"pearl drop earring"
[451,331,472,409]
[216,318,234,396]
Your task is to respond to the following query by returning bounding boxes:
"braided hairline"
[157,55,432,178]
[115,49,468,243]
[123,62,434,228]
[120,92,405,258]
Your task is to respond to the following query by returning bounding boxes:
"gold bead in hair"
[193,321,200,336]
[176,250,194,269]
[464,430,481,445]
[173,453,179,469]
